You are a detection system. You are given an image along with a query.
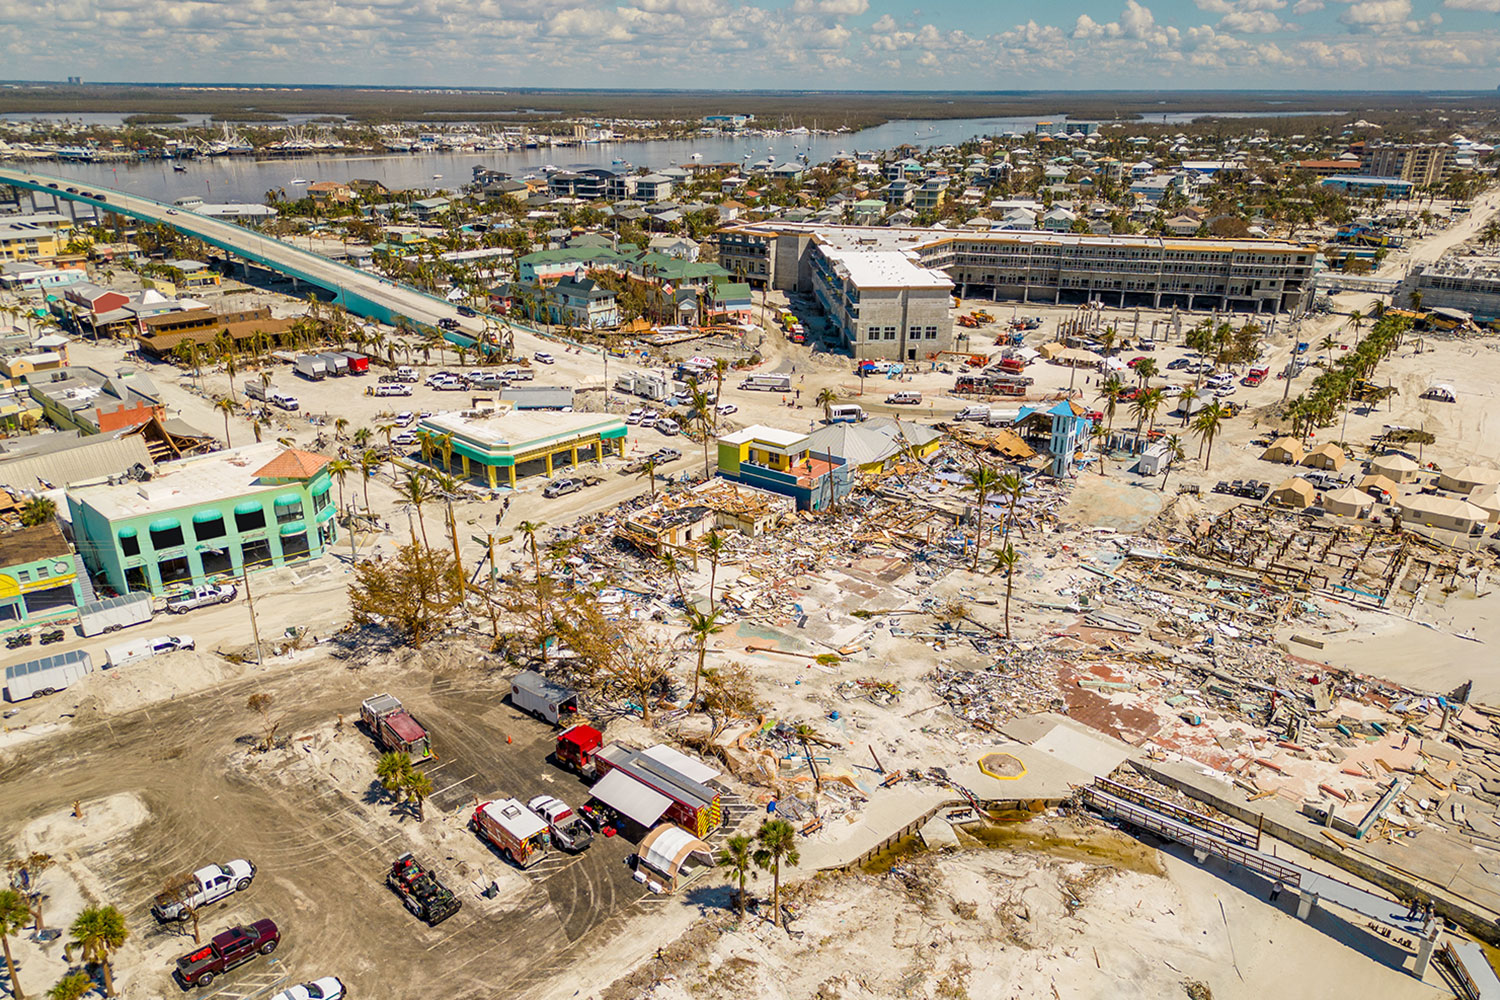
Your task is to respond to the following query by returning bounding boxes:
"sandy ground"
[608,824,1444,1000]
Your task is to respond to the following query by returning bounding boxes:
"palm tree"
[992,542,1019,639]
[1159,434,1187,492]
[962,463,1002,570]
[814,386,837,415]
[375,751,413,801]
[0,889,30,1000]
[1134,357,1158,388]
[995,471,1027,542]
[68,905,126,998]
[638,457,659,499]
[353,426,372,450]
[334,417,349,442]
[46,971,92,1000]
[399,472,431,549]
[1177,385,1198,427]
[327,458,353,514]
[404,770,434,821]
[716,834,754,917]
[1095,375,1125,433]
[682,607,723,708]
[19,496,55,527]
[377,421,398,472]
[703,529,727,608]
[1346,309,1365,345]
[358,449,379,513]
[214,396,238,448]
[753,819,800,927]
[1192,400,1227,467]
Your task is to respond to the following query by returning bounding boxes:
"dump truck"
[470,798,551,868]
[510,670,580,725]
[555,723,604,777]
[360,694,432,763]
[78,592,153,636]
[174,919,279,988]
[386,853,460,925]
[152,860,257,922]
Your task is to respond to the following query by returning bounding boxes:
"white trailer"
[294,355,329,381]
[739,374,792,392]
[78,592,153,637]
[510,670,580,725]
[318,352,350,377]
[4,649,94,702]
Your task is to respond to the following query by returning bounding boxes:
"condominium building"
[716,223,1317,324]
[1405,257,1500,319]
[1359,144,1456,187]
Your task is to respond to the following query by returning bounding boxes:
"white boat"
[290,177,308,184]
[432,173,443,179]
[689,152,702,161]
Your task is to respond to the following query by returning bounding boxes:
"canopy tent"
[1301,442,1347,471]
[589,769,671,827]
[636,823,714,892]
[1437,464,1500,494]
[1261,437,1304,465]
[1358,473,1400,499]
[1270,478,1315,508]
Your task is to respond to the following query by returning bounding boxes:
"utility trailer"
[78,592,153,636]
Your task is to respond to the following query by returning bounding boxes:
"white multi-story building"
[716,222,1317,317]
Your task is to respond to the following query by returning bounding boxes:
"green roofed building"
[66,443,335,596]
[417,401,627,490]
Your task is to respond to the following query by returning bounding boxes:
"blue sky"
[0,0,1496,89]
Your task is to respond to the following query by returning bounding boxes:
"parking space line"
[433,772,478,796]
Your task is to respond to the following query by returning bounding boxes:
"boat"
[689,152,703,161]
[172,164,186,173]
[433,173,443,179]
[290,177,308,184]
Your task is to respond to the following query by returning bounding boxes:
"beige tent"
[1397,494,1487,534]
[1270,477,1316,508]
[1037,341,1066,360]
[1055,347,1103,367]
[1358,473,1399,500]
[1261,437,1305,465]
[1370,453,1420,483]
[1469,489,1500,524]
[1324,486,1375,518]
[1301,442,1348,471]
[1436,464,1500,494]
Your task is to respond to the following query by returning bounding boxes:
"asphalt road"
[0,652,651,999]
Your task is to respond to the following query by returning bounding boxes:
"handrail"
[1095,777,1258,848]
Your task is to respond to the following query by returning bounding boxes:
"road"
[0,165,511,344]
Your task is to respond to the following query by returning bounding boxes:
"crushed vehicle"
[386,853,461,925]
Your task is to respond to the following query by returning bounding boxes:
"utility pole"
[242,568,265,667]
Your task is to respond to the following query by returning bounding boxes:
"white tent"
[636,823,713,892]
[589,769,671,827]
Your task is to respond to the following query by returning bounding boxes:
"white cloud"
[1292,0,1325,12]
[1443,0,1500,9]
[790,0,868,14]
[1338,0,1412,30]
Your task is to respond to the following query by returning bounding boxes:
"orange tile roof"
[253,448,331,481]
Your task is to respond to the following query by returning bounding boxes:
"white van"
[825,403,866,424]
[368,383,412,397]
[885,391,923,405]
[956,404,990,422]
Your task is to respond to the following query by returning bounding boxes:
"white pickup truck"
[166,584,237,615]
[152,860,257,922]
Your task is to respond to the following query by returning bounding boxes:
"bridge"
[0,165,536,344]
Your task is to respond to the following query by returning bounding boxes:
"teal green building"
[67,443,335,596]
[0,522,88,629]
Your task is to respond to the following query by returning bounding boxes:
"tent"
[1358,473,1399,501]
[1436,464,1500,494]
[1261,437,1304,465]
[1370,453,1420,483]
[1055,347,1102,367]
[635,823,714,893]
[588,769,672,828]
[1270,478,1316,508]
[1398,494,1487,534]
[1301,442,1348,472]
[1324,487,1374,518]
[1037,341,1065,360]
[1468,488,1500,524]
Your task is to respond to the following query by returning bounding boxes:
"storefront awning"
[310,480,332,496]
[192,510,225,523]
[116,526,137,538]
[234,500,264,515]
[279,522,306,537]
[590,769,671,827]
[148,517,180,532]
[273,493,302,507]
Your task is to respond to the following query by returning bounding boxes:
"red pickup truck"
[175,919,280,988]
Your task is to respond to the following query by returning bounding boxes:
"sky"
[0,0,1497,90]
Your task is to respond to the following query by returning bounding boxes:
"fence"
[1438,941,1482,1000]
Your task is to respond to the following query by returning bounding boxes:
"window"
[150,524,185,550]
[35,565,48,580]
[15,570,29,583]
[120,534,140,557]
[235,507,266,533]
[194,516,227,542]
[276,503,303,525]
